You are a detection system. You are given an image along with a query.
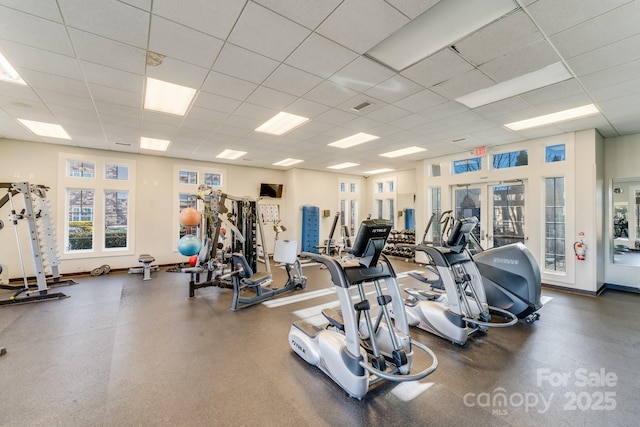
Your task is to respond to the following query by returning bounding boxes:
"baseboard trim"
[541,282,598,297]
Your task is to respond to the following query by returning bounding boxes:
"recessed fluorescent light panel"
[456,62,573,108]
[365,0,517,71]
[328,132,379,149]
[504,104,600,131]
[380,146,426,158]
[273,158,304,166]
[255,112,309,135]
[216,149,247,160]
[364,168,394,175]
[140,137,170,151]
[327,162,359,170]
[0,52,27,85]
[17,119,71,139]
[144,77,196,116]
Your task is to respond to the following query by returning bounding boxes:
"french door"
[453,181,526,250]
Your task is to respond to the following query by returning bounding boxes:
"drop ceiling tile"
[365,75,423,104]
[417,100,469,121]
[431,69,497,100]
[0,6,73,56]
[233,102,277,121]
[17,70,89,98]
[219,114,261,131]
[364,104,410,122]
[455,10,543,66]
[316,0,408,53]
[254,0,341,30]
[329,56,395,92]
[37,88,95,110]
[479,39,561,81]
[473,97,531,119]
[100,113,141,129]
[245,86,297,111]
[228,2,310,62]
[58,0,149,48]
[179,118,218,134]
[263,64,323,97]
[285,33,359,79]
[0,40,83,80]
[402,49,474,88]
[342,116,381,132]
[145,57,209,89]
[152,0,244,40]
[580,59,640,91]
[94,101,141,119]
[192,92,242,114]
[304,80,359,107]
[284,98,331,118]
[49,105,100,122]
[550,1,640,59]
[394,89,447,113]
[590,78,640,102]
[120,0,152,11]
[0,0,64,22]
[527,0,633,36]
[149,16,224,69]
[88,83,140,108]
[79,61,143,93]
[201,72,257,101]
[390,113,431,130]
[566,33,640,77]
[518,79,584,106]
[186,106,229,124]
[436,110,485,128]
[69,29,146,75]
[213,43,280,85]
[385,0,439,19]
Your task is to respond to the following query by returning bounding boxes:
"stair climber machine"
[288,219,438,399]
[421,211,543,323]
[402,217,519,345]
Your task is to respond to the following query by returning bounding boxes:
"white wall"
[414,131,603,293]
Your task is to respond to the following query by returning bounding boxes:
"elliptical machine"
[289,219,437,399]
[402,217,518,345]
[421,211,542,323]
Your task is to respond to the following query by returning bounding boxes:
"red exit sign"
[475,146,487,156]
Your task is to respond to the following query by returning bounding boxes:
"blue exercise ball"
[177,234,202,256]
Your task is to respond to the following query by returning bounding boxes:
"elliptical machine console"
[288,219,437,399]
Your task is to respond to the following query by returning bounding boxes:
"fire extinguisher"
[574,240,586,261]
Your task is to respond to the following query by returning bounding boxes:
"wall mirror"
[612,178,640,265]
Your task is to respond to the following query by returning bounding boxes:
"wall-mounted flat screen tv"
[259,183,284,198]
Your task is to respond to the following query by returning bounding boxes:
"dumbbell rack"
[0,182,76,306]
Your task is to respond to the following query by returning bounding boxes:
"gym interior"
[1,1,640,426]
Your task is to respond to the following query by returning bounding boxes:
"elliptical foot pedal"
[405,288,437,301]
[322,308,345,331]
[292,320,323,338]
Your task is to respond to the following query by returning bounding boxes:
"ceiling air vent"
[351,101,372,112]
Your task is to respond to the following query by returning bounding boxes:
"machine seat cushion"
[139,254,155,263]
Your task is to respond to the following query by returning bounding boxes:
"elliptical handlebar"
[359,339,438,382]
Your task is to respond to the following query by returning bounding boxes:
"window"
[373,178,396,227]
[431,164,441,177]
[68,160,95,178]
[544,177,565,272]
[67,189,94,251]
[339,178,359,235]
[387,181,394,192]
[546,144,565,162]
[430,187,442,244]
[453,157,481,174]
[377,182,383,193]
[104,190,128,249]
[492,184,525,247]
[204,173,222,187]
[60,155,135,257]
[493,150,528,169]
[178,170,198,185]
[105,164,129,180]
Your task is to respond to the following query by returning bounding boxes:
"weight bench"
[128,254,159,280]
